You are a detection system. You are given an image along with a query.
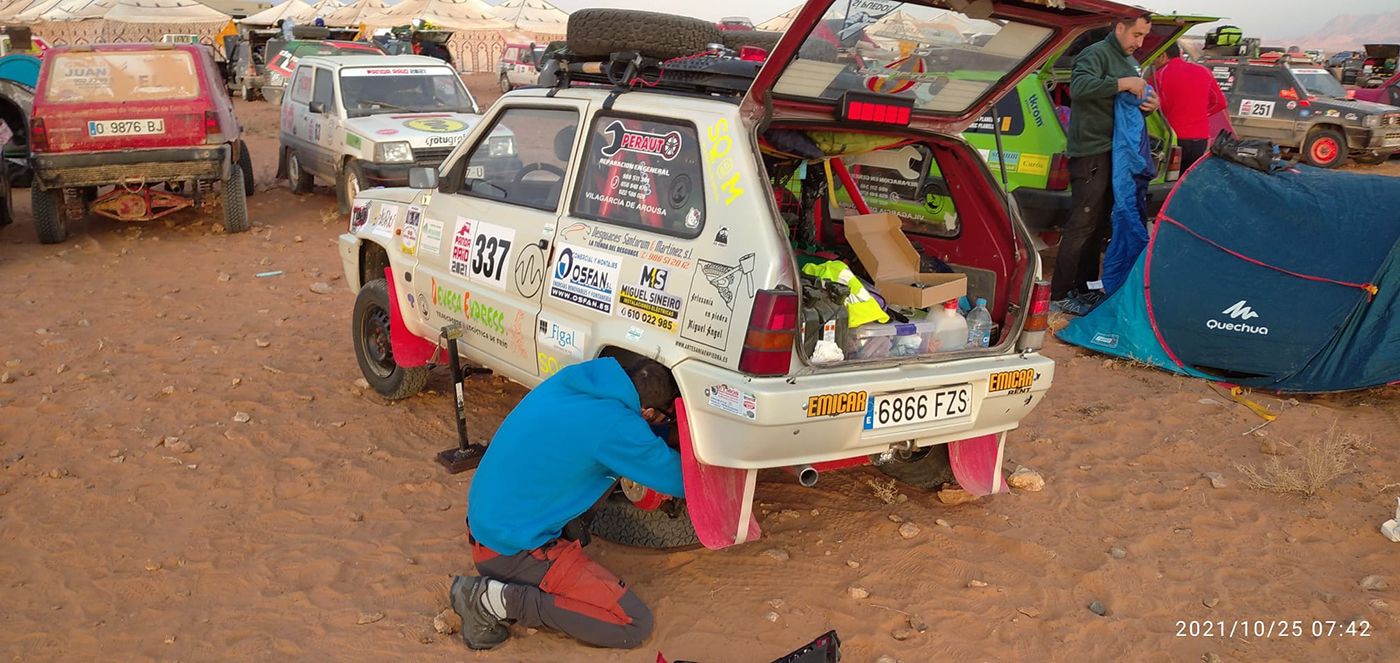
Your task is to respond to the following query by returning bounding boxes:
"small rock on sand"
[936,486,979,505]
[875,656,898,663]
[1110,547,1127,559]
[846,560,860,569]
[1360,575,1388,591]
[848,586,869,600]
[1016,606,1040,618]
[1203,597,1220,608]
[233,412,251,423]
[0,372,14,384]
[255,339,271,348]
[356,612,385,625]
[887,513,903,523]
[764,611,779,622]
[1260,439,1284,455]
[433,608,459,634]
[898,523,920,539]
[761,548,790,562]
[354,378,370,390]
[166,439,193,454]
[309,282,335,295]
[935,518,951,528]
[907,615,928,632]
[967,579,988,588]
[1202,472,1227,489]
[890,627,913,641]
[1088,600,1107,616]
[1007,467,1045,491]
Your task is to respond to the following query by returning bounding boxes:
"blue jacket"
[1102,89,1157,294]
[466,358,685,554]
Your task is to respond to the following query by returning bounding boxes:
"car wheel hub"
[1313,138,1338,162]
[361,304,395,378]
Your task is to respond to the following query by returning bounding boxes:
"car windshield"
[339,67,475,116]
[44,50,200,103]
[1293,69,1348,98]
[774,2,1053,116]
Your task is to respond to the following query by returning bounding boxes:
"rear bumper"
[31,146,230,190]
[672,353,1055,469]
[1012,181,1176,232]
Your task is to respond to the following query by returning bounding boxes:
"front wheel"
[352,278,429,400]
[238,141,255,197]
[337,159,366,215]
[32,188,67,244]
[589,493,700,550]
[499,75,511,93]
[1302,128,1346,168]
[286,148,312,194]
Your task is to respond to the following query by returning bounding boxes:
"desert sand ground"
[1,75,1397,662]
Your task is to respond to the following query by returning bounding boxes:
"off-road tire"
[32,188,67,244]
[876,445,956,490]
[499,75,511,93]
[1352,151,1390,165]
[337,159,366,215]
[287,148,313,194]
[238,141,255,197]
[721,30,782,53]
[590,493,701,549]
[798,39,839,62]
[567,9,721,60]
[1302,127,1346,168]
[222,164,250,233]
[352,279,429,400]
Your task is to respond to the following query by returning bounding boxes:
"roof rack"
[545,48,761,99]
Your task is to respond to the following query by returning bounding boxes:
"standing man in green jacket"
[1051,12,1159,315]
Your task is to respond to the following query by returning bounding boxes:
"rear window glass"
[45,51,200,103]
[839,144,960,238]
[774,2,1053,116]
[571,115,706,238]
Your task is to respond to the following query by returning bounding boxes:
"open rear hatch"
[740,0,1141,135]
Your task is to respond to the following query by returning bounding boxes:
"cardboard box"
[844,213,966,309]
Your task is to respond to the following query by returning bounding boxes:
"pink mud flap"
[383,266,437,367]
[948,433,1008,496]
[676,397,761,549]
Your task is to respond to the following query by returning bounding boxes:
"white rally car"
[276,55,520,213]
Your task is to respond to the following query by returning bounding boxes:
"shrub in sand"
[1236,426,1359,497]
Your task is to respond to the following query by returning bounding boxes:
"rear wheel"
[286,148,312,194]
[589,493,700,549]
[337,159,365,215]
[499,75,511,93]
[238,141,255,197]
[1352,151,1390,165]
[876,445,956,490]
[352,278,429,400]
[32,188,67,244]
[1302,128,1346,168]
[222,164,250,233]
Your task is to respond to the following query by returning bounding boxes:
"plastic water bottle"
[966,298,993,348]
[930,300,968,352]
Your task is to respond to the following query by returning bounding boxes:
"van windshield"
[339,67,475,116]
[45,50,200,104]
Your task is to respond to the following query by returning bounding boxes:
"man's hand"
[1117,76,1148,97]
[641,407,670,425]
[1139,88,1160,113]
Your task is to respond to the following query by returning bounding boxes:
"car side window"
[456,106,578,212]
[313,68,335,111]
[289,67,314,104]
[570,114,706,238]
[504,47,519,63]
[1238,71,1279,97]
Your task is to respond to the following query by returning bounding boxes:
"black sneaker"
[1078,289,1108,308]
[450,575,510,650]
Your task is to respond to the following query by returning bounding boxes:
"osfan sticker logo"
[1206,300,1269,335]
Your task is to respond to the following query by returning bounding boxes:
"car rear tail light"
[838,91,913,126]
[738,289,797,377]
[203,110,223,144]
[1046,153,1071,191]
[738,46,767,62]
[30,117,47,152]
[1167,145,1182,181]
[1017,280,1050,353]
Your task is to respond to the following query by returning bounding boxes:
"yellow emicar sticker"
[988,368,1036,392]
[806,391,868,417]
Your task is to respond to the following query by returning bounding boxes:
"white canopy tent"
[365,0,507,30]
[17,0,233,49]
[238,0,316,26]
[490,0,565,35]
[320,0,386,28]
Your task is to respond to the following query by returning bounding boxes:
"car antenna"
[434,322,492,473]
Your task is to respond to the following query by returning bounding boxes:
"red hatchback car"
[28,42,254,244]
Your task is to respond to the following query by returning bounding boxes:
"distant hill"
[1281,10,1400,53]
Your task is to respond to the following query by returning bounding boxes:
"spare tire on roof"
[567,8,722,60]
[720,30,782,53]
[290,25,330,40]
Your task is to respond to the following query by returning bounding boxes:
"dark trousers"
[1051,152,1113,300]
[1179,138,1208,171]
[472,537,653,649]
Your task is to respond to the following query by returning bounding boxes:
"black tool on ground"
[434,322,491,473]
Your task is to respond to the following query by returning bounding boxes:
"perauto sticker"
[601,121,682,161]
[807,391,869,417]
[989,368,1036,393]
[549,243,621,314]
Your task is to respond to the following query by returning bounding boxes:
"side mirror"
[309,101,326,114]
[408,166,439,190]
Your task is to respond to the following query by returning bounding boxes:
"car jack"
[434,323,492,474]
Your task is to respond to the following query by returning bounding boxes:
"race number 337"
[468,221,516,289]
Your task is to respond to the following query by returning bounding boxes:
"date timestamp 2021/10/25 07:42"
[1177,619,1372,639]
